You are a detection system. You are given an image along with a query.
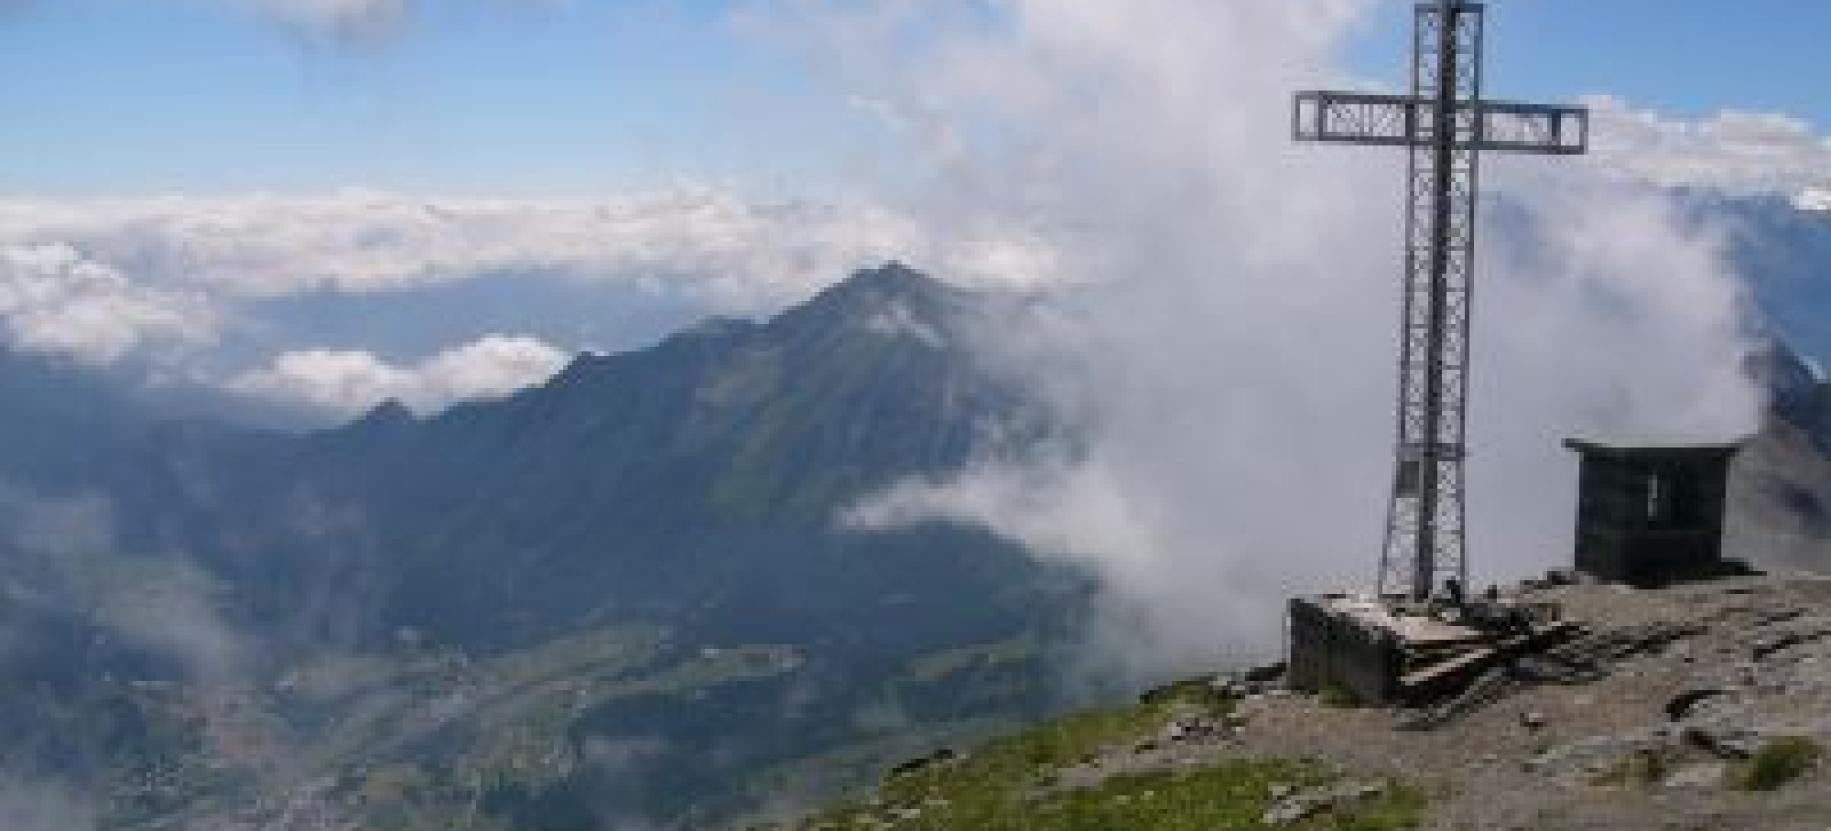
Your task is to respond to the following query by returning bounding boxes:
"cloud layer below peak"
[229,334,570,417]
[0,189,1050,305]
[0,91,1824,425]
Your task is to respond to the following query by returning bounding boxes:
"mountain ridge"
[0,263,1085,830]
[2,260,1831,829]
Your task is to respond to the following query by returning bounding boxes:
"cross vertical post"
[1292,1,1589,602]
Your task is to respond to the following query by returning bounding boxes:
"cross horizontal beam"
[1293,90,1588,155]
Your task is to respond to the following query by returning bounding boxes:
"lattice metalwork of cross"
[1292,0,1588,601]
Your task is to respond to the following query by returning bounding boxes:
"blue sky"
[0,0,1824,423]
[1346,0,1831,121]
[0,0,858,193]
[2,0,1825,195]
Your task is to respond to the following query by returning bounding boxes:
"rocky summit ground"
[1218,574,1831,830]
[775,573,1831,831]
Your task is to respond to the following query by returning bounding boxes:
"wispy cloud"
[775,0,1766,674]
[1587,95,1831,197]
[241,0,408,40]
[0,481,263,828]
[0,483,251,681]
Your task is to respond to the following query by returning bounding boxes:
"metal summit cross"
[1292,0,1588,602]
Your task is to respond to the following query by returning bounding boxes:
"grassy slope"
[766,680,1424,831]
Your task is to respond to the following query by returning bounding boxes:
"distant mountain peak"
[353,398,417,430]
[490,263,973,414]
[815,262,950,307]
[862,260,933,285]
[774,264,961,353]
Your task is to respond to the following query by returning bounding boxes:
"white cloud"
[0,243,216,364]
[231,0,578,40]
[242,0,407,38]
[0,188,1057,374]
[1587,96,1831,199]
[771,0,1764,675]
[17,96,1813,384]
[1795,188,1831,213]
[0,189,1051,310]
[230,334,569,416]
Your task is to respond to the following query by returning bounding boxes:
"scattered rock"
[1752,608,1807,627]
[1212,677,1248,698]
[1665,689,1731,721]
[1160,716,1224,743]
[1751,621,1831,661]
[1521,711,1547,731]
[1662,762,1727,790]
[1683,724,1764,760]
[888,748,958,778]
[1526,732,1667,784]
[1262,780,1387,826]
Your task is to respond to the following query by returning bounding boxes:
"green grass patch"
[793,757,1420,831]
[776,677,1424,831]
[1138,677,1237,719]
[1038,764,1423,831]
[905,636,1039,686]
[1738,737,1823,792]
[480,625,664,688]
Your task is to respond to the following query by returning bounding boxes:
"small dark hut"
[1563,439,1745,587]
